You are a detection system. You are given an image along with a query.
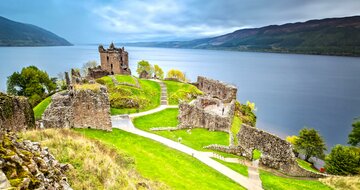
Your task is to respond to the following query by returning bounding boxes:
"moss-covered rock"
[0,131,72,189]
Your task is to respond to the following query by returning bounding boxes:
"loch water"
[1,45,360,149]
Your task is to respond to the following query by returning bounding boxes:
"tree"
[348,118,360,146]
[294,128,327,161]
[166,69,186,82]
[286,135,299,145]
[81,60,98,76]
[154,64,164,79]
[325,145,360,175]
[7,66,56,107]
[136,60,153,76]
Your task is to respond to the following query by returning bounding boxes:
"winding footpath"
[111,79,263,190]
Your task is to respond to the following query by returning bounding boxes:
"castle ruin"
[98,43,131,75]
[178,76,237,132]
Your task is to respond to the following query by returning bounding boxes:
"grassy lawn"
[97,76,160,115]
[114,75,136,84]
[260,170,332,190]
[133,108,230,150]
[212,158,248,177]
[33,96,52,120]
[21,129,166,189]
[296,159,320,173]
[76,128,245,190]
[231,116,241,145]
[164,80,202,105]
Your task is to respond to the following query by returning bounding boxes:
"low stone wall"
[197,76,237,103]
[42,85,112,131]
[87,66,109,79]
[178,96,235,132]
[237,124,325,177]
[0,92,35,131]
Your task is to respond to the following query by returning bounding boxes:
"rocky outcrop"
[196,76,237,103]
[0,93,35,131]
[42,84,112,131]
[0,131,72,189]
[178,96,235,132]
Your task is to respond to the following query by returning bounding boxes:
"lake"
[1,45,360,149]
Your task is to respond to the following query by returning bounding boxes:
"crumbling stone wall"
[42,85,112,131]
[237,124,325,177]
[87,66,109,79]
[0,93,35,131]
[197,76,237,103]
[0,131,72,189]
[178,96,235,132]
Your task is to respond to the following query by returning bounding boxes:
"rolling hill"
[0,16,72,46]
[126,16,360,56]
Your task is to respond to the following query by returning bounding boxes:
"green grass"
[252,149,262,160]
[212,158,248,177]
[296,159,319,173]
[164,80,202,105]
[33,96,52,120]
[260,170,332,190]
[231,116,242,145]
[114,75,136,84]
[76,128,245,190]
[97,76,161,115]
[133,108,230,150]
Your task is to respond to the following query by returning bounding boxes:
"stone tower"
[98,43,131,75]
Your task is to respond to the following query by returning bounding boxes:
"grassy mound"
[114,75,137,84]
[319,175,360,190]
[96,75,160,115]
[164,81,202,105]
[33,96,52,120]
[21,129,166,190]
[260,170,331,190]
[76,128,245,190]
[133,108,229,150]
[296,159,320,173]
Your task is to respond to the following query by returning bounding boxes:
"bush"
[234,101,257,126]
[325,145,360,175]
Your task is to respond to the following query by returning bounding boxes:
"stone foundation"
[196,76,237,103]
[178,96,235,132]
[42,85,112,131]
[0,93,35,131]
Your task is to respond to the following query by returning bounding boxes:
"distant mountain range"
[0,16,72,46]
[125,16,360,56]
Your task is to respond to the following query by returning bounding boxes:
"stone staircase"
[159,81,168,105]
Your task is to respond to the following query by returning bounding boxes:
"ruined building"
[178,76,237,132]
[42,84,112,131]
[98,43,131,75]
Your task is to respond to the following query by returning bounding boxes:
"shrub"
[325,145,360,175]
[234,101,257,126]
[154,64,164,79]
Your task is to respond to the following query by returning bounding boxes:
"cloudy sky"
[1,0,360,44]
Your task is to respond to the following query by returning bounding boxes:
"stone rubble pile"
[0,131,72,189]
